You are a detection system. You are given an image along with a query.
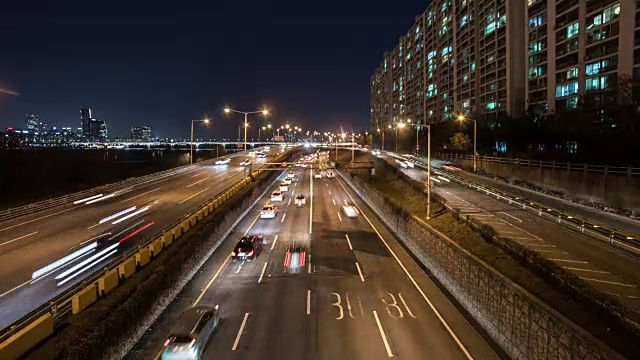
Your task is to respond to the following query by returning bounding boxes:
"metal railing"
[339,169,623,360]
[0,148,293,343]
[0,150,246,223]
[434,152,640,177]
[407,157,640,256]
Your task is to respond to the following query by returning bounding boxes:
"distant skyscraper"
[80,107,92,136]
[25,113,41,131]
[130,126,152,141]
[89,119,108,141]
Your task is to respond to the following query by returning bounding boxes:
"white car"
[279,183,289,192]
[405,161,414,168]
[343,204,359,217]
[240,159,251,166]
[259,153,266,158]
[271,191,283,202]
[283,177,292,185]
[326,171,335,179]
[260,205,278,219]
[314,172,322,179]
[396,159,408,168]
[287,172,295,179]
[215,159,230,165]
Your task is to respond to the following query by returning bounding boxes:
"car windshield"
[167,335,194,345]
[236,239,253,252]
[262,206,272,211]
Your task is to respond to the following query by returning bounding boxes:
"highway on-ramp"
[127,154,499,360]
[0,147,280,330]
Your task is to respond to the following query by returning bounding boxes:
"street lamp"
[396,122,406,152]
[190,118,210,164]
[224,107,269,155]
[396,120,432,219]
[457,114,477,173]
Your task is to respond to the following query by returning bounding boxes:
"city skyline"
[0,0,429,138]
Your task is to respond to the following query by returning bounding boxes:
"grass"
[337,151,639,359]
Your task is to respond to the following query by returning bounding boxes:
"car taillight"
[247,250,254,256]
[231,252,236,256]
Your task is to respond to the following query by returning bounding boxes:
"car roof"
[170,307,215,337]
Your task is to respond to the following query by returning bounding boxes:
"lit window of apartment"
[566,22,579,39]
[529,40,546,54]
[529,13,546,28]
[586,3,621,30]
[460,14,469,28]
[585,56,618,75]
[566,96,578,109]
[529,53,547,66]
[528,0,542,6]
[529,65,546,78]
[587,23,619,45]
[556,67,579,83]
[486,102,497,110]
[585,74,611,91]
[556,82,579,97]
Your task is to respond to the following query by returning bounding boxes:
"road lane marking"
[309,167,313,234]
[580,277,636,287]
[243,214,261,236]
[179,186,211,204]
[235,263,244,273]
[329,190,331,194]
[563,267,609,274]
[500,212,523,222]
[308,254,312,273]
[0,231,39,247]
[548,258,589,264]
[345,234,353,250]
[288,199,292,207]
[258,262,268,283]
[192,171,207,177]
[281,213,287,223]
[332,199,336,206]
[232,313,250,350]
[270,234,279,250]
[0,279,31,298]
[192,255,231,306]
[87,223,101,230]
[186,177,209,188]
[337,212,342,222]
[335,176,475,360]
[372,311,394,357]
[355,262,365,282]
[307,290,311,315]
[121,187,161,202]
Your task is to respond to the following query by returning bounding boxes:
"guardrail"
[433,152,640,177]
[404,156,640,257]
[0,150,249,223]
[338,168,624,360]
[0,148,294,359]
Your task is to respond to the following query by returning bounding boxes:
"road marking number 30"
[330,292,415,320]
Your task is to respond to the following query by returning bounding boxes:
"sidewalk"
[426,157,640,237]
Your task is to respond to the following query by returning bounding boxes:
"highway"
[381,154,640,310]
[429,157,640,237]
[0,147,280,330]
[127,153,499,360]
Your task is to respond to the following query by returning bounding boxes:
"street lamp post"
[224,107,269,155]
[457,115,477,172]
[190,118,209,164]
[351,133,355,162]
[398,120,431,219]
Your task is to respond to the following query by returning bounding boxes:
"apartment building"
[526,0,637,115]
[371,0,526,131]
[372,0,640,131]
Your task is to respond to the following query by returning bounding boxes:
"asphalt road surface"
[128,156,499,360]
[0,147,281,330]
[381,154,640,310]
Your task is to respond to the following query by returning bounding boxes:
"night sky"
[0,1,428,139]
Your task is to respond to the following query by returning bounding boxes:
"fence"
[434,152,640,177]
[339,170,623,360]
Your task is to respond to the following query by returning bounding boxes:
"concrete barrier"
[72,284,98,314]
[197,209,204,220]
[189,214,197,226]
[98,268,119,296]
[149,238,163,257]
[172,225,182,240]
[181,220,190,233]
[119,256,136,280]
[208,203,214,212]
[0,313,54,360]
[203,206,209,216]
[162,233,173,247]
[136,248,151,267]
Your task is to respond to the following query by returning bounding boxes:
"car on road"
[287,171,295,179]
[260,204,278,219]
[271,191,284,202]
[295,194,306,207]
[215,159,230,165]
[314,171,322,179]
[326,171,335,178]
[342,203,359,217]
[161,306,220,360]
[231,235,264,261]
[405,161,414,168]
[283,178,292,185]
[279,183,289,192]
[258,153,266,158]
[240,159,251,166]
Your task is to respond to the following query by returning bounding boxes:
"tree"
[450,132,470,151]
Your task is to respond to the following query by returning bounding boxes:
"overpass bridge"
[70,141,358,150]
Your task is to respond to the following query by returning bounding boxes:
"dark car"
[231,235,264,261]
